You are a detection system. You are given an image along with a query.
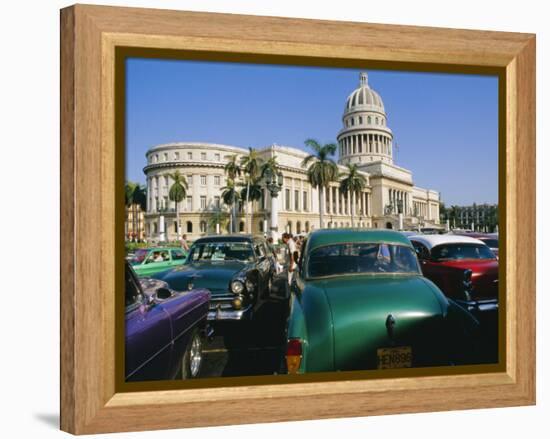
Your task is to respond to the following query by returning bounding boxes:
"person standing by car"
[180,234,190,252]
[282,233,297,285]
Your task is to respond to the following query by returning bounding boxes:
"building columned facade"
[142,72,441,241]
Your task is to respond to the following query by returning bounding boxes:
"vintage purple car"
[125,262,211,381]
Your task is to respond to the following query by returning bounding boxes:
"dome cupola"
[344,72,385,114]
[337,72,394,167]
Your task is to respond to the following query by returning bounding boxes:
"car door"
[253,240,271,298]
[125,265,173,381]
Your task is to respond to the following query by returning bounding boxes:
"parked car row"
[125,228,499,381]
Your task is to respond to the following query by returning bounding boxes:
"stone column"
[159,214,165,241]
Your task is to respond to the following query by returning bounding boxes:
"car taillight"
[285,339,302,374]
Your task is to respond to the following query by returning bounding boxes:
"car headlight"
[230,280,244,294]
[245,279,255,292]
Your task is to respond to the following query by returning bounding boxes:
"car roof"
[307,228,413,251]
[409,234,485,250]
[193,234,255,244]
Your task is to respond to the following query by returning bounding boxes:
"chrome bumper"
[456,299,498,313]
[207,304,252,321]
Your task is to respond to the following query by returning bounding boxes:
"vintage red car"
[409,235,498,310]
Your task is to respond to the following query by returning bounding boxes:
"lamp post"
[397,199,404,231]
[263,167,284,241]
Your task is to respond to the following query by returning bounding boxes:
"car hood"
[313,274,449,369]
[155,261,249,295]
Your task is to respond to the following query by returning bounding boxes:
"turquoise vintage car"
[130,247,188,277]
[285,229,480,374]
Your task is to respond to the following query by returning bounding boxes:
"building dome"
[344,72,385,114]
[337,72,393,167]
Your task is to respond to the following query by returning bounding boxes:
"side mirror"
[156,287,172,300]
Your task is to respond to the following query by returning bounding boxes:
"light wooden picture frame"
[60,4,535,434]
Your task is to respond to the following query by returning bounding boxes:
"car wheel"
[182,329,202,379]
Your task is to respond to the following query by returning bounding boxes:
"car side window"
[171,249,185,260]
[254,241,266,258]
[412,241,429,260]
[125,266,142,307]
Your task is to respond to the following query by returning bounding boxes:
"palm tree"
[224,155,242,232]
[339,164,367,227]
[240,148,263,233]
[224,154,242,180]
[239,178,264,223]
[221,180,241,233]
[260,156,278,179]
[301,139,339,229]
[125,181,147,241]
[208,208,230,234]
[167,170,188,239]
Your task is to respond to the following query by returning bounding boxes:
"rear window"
[431,243,495,261]
[307,243,420,277]
[480,238,499,249]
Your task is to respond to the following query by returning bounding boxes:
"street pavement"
[199,273,290,378]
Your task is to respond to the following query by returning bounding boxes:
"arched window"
[386,222,393,229]
[367,116,372,124]
[375,117,379,125]
[186,221,193,233]
[200,221,207,233]
[153,222,157,233]
[327,222,332,229]
[305,221,310,232]
[239,221,245,232]
[359,116,363,124]
[296,221,302,233]
[259,221,264,232]
[287,221,293,234]
[174,221,178,232]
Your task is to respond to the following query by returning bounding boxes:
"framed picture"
[60,4,535,434]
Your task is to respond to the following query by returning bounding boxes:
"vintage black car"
[154,235,278,322]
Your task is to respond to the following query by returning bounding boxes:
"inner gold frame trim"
[61,4,535,434]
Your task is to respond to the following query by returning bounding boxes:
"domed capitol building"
[142,72,441,241]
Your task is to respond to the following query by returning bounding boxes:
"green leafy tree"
[167,170,188,238]
[339,164,367,227]
[240,148,264,233]
[260,156,279,179]
[208,208,230,234]
[221,179,241,233]
[301,139,339,229]
[224,155,242,232]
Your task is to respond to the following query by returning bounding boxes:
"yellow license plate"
[377,346,412,369]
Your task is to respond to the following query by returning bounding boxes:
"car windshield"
[431,243,495,261]
[480,238,499,249]
[130,248,149,265]
[307,243,420,277]
[187,241,254,262]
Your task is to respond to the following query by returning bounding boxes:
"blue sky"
[126,58,498,205]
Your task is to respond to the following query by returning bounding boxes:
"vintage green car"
[129,247,188,277]
[285,229,481,374]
